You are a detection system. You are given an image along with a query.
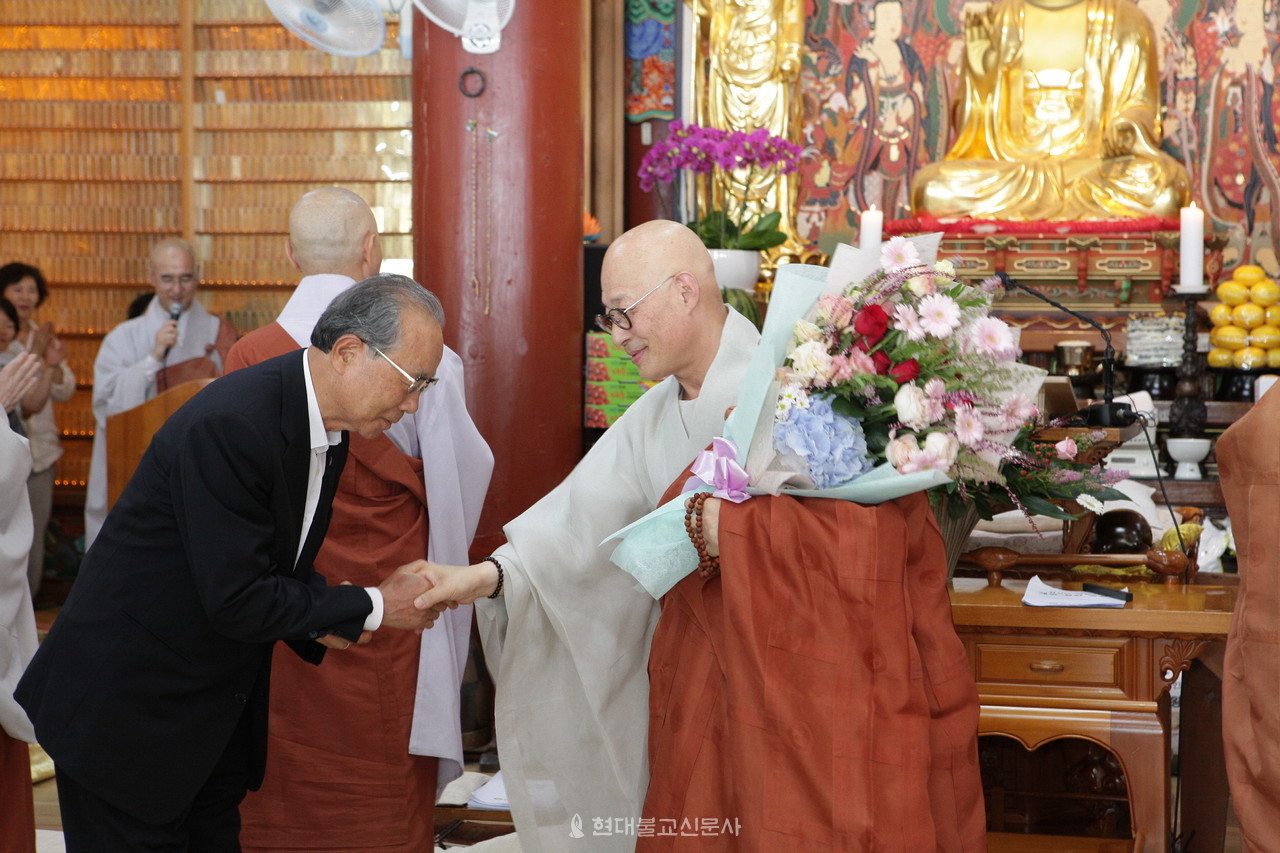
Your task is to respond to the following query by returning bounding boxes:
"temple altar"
[883,217,1226,364]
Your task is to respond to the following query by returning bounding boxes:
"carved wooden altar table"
[949,578,1236,853]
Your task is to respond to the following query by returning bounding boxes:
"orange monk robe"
[1217,385,1280,853]
[641,490,986,852]
[0,733,34,852]
[225,324,438,853]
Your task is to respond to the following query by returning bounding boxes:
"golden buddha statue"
[696,0,805,257]
[910,0,1190,221]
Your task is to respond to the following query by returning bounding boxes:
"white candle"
[1177,202,1206,293]
[859,205,883,253]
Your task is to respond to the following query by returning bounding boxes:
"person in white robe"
[84,238,236,547]
[410,220,762,853]
[0,352,41,849]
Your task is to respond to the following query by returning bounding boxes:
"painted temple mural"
[785,0,1280,272]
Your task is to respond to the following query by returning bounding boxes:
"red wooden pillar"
[412,6,585,556]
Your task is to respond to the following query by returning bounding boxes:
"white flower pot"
[708,249,762,292]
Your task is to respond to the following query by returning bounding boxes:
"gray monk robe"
[474,308,760,853]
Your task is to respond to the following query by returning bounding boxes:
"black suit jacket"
[17,351,372,824]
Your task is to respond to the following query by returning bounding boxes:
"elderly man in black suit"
[18,273,451,852]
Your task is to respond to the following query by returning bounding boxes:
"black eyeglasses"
[369,344,438,394]
[594,274,674,332]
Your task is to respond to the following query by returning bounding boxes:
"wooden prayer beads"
[684,491,720,579]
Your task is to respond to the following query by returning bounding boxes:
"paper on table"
[436,770,494,807]
[467,771,510,810]
[1021,575,1128,608]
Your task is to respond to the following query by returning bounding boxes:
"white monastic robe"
[84,296,231,547]
[274,273,493,782]
[474,309,760,853]
[0,419,36,743]
[0,418,37,848]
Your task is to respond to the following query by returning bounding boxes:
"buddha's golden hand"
[1103,117,1140,158]
[963,4,997,75]
[779,43,801,79]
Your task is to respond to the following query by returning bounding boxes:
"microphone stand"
[996,272,1135,428]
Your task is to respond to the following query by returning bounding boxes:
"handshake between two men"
[322,558,502,649]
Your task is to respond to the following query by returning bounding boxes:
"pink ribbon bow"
[682,437,752,503]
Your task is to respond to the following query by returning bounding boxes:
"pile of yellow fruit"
[1208,264,1280,369]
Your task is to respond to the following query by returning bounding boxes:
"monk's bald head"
[602,220,720,300]
[287,187,382,279]
[148,237,199,310]
[149,238,195,272]
[598,220,728,398]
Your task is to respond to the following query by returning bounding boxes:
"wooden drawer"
[969,635,1135,703]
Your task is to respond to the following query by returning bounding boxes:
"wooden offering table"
[950,578,1236,853]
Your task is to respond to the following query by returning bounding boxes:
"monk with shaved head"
[224,187,492,853]
[85,237,237,547]
[286,186,382,277]
[599,219,728,397]
[410,219,761,852]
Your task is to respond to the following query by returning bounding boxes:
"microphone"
[162,302,181,361]
[996,272,1136,428]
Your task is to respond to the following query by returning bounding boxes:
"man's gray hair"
[311,273,444,353]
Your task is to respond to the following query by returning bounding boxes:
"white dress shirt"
[300,349,383,631]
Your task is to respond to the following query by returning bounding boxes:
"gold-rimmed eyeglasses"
[594,274,675,332]
[369,344,438,394]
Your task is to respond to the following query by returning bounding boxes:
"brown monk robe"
[1217,385,1280,853]
[0,733,35,851]
[224,324,438,853]
[640,487,986,852]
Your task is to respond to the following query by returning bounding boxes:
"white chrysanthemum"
[775,380,810,416]
[1077,494,1105,513]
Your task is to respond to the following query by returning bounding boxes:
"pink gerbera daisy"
[880,236,920,271]
[917,293,961,338]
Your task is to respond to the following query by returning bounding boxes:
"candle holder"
[1167,292,1208,438]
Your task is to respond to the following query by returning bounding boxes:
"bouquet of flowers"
[764,236,1128,522]
[637,121,803,251]
[605,234,1124,597]
[763,237,1030,491]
